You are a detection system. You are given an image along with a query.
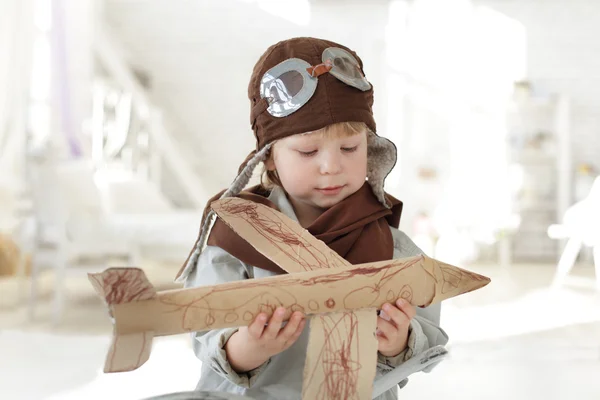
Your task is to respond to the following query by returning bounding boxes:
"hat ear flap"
[366,131,397,208]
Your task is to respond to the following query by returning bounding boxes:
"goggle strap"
[306,59,333,78]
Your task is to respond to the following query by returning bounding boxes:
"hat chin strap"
[177,135,397,282]
[176,144,273,282]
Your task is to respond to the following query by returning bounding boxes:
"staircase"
[101,0,309,205]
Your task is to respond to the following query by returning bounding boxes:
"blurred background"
[0,0,599,399]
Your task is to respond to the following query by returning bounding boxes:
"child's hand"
[376,298,416,358]
[225,307,306,373]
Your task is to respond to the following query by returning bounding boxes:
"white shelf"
[507,92,571,262]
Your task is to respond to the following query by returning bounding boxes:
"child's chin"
[314,193,348,208]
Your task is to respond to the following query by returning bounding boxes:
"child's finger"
[263,307,286,339]
[382,303,408,328]
[248,313,268,339]
[295,318,306,335]
[376,316,397,339]
[376,332,391,347]
[289,318,306,343]
[395,298,416,320]
[379,310,392,322]
[278,312,304,340]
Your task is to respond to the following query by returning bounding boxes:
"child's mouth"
[316,185,344,195]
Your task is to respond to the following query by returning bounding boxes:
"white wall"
[101,0,599,239]
[478,0,600,169]
[0,0,34,180]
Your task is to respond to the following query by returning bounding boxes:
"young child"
[176,37,448,399]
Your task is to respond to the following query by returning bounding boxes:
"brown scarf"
[191,182,402,275]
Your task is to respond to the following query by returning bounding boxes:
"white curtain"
[0,0,35,232]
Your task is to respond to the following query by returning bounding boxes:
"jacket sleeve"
[184,245,271,388]
[377,228,449,372]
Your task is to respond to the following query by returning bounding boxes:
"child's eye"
[341,146,358,153]
[299,150,318,157]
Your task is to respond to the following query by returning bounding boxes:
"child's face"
[268,127,368,211]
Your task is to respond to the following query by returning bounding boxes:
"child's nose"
[319,151,342,175]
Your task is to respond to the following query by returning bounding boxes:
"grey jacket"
[184,187,448,399]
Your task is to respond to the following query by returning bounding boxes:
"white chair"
[27,157,204,322]
[548,176,600,291]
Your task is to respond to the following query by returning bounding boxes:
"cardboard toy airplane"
[89,197,490,399]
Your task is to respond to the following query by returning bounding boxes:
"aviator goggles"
[259,47,372,118]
